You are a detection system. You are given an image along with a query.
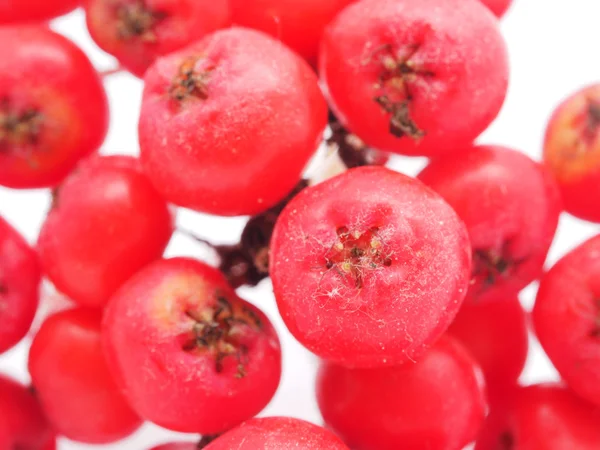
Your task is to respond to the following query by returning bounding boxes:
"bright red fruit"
[204,417,350,450]
[270,166,471,367]
[28,308,142,444]
[38,155,173,308]
[320,0,508,157]
[419,145,562,303]
[0,374,55,450]
[230,0,356,66]
[543,84,600,223]
[0,0,80,24]
[0,216,40,354]
[475,384,600,450]
[448,296,528,393]
[480,0,512,17]
[317,336,487,450]
[533,235,600,407]
[103,257,282,433]
[139,27,327,216]
[0,26,108,189]
[85,0,231,77]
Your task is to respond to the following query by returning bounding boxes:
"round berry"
[317,336,487,450]
[419,145,562,303]
[270,166,471,367]
[0,216,40,354]
[320,0,508,157]
[0,26,109,189]
[103,257,282,433]
[533,235,600,407]
[544,84,600,223]
[204,417,350,449]
[139,27,327,216]
[38,155,174,308]
[85,0,231,77]
[0,0,80,24]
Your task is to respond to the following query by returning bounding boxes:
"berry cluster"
[1,0,600,449]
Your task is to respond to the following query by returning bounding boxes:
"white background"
[1,0,599,448]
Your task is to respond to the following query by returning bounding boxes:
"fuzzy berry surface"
[270,166,471,367]
[317,336,487,450]
[85,0,231,77]
[37,155,174,308]
[139,27,327,216]
[533,234,600,407]
[319,0,508,156]
[0,0,81,24]
[0,26,108,189]
[103,257,282,434]
[419,145,562,303]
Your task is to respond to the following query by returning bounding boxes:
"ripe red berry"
[533,235,600,407]
[317,336,487,450]
[319,0,508,157]
[103,257,282,433]
[204,417,350,450]
[480,0,512,17]
[447,296,529,393]
[230,0,355,66]
[0,26,108,189]
[543,84,600,223]
[0,216,40,354]
[270,166,471,367]
[476,384,600,450]
[28,308,142,444]
[0,374,55,450]
[419,145,562,303]
[37,155,174,308]
[0,0,80,24]
[85,0,231,77]
[139,27,327,216]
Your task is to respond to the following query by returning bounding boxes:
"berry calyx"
[0,99,43,150]
[169,57,214,102]
[115,0,166,42]
[471,244,523,292]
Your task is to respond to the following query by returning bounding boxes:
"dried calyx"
[169,58,214,102]
[581,100,600,145]
[0,99,43,150]
[471,243,520,290]
[115,0,166,42]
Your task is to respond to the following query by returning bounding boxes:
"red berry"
[230,0,356,66]
[37,155,174,308]
[150,444,196,450]
[419,145,562,303]
[204,417,350,450]
[317,336,487,450]
[480,0,512,17]
[543,84,600,223]
[28,308,142,444]
[447,296,529,393]
[533,235,600,407]
[139,27,327,216]
[0,374,55,450]
[0,26,109,189]
[476,384,600,450]
[0,216,40,354]
[270,166,471,367]
[103,257,282,433]
[319,0,508,157]
[0,0,80,24]
[85,0,231,77]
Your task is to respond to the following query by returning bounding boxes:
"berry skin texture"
[476,384,600,450]
[103,257,282,434]
[0,374,56,450]
[480,0,512,17]
[319,0,508,157]
[0,26,108,189]
[533,235,600,407]
[85,0,231,77]
[204,417,350,450]
[447,296,528,393]
[0,216,41,354]
[270,166,471,367]
[0,0,80,24]
[419,145,562,303]
[139,27,328,216]
[28,308,142,444]
[543,84,600,223]
[317,336,487,450]
[38,155,174,308]
[230,0,356,66]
